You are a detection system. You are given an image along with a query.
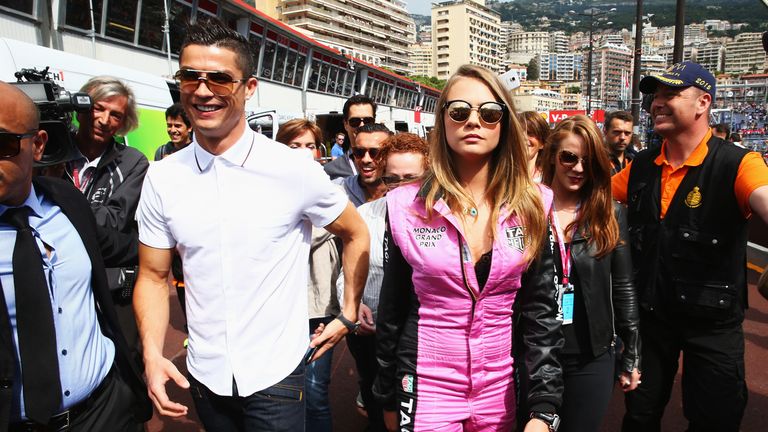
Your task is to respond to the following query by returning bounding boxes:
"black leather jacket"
[570,203,641,373]
[515,224,566,414]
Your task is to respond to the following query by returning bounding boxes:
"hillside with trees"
[489,0,768,33]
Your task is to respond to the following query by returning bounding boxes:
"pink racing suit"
[373,181,563,432]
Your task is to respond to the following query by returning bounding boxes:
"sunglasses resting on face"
[0,131,37,158]
[558,150,589,169]
[381,174,421,186]
[444,100,506,124]
[174,69,248,96]
[351,147,380,159]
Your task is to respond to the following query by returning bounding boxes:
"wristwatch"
[336,313,361,333]
[530,412,560,431]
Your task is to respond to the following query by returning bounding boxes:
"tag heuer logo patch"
[401,374,414,393]
[505,226,525,252]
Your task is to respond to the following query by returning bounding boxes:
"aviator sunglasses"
[174,69,248,96]
[558,150,589,169]
[0,131,38,158]
[444,100,506,124]
[347,117,375,128]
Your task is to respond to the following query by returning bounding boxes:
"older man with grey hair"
[66,76,149,359]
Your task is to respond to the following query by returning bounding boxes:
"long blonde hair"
[423,64,547,263]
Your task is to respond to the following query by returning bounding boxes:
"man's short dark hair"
[180,17,256,78]
[343,94,377,120]
[713,123,731,140]
[604,111,634,130]
[355,122,392,137]
[165,103,191,128]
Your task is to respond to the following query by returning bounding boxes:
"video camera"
[11,67,92,167]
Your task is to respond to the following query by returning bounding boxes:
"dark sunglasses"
[0,131,38,158]
[558,150,589,168]
[347,117,375,128]
[351,147,380,159]
[381,174,420,187]
[444,100,506,124]
[174,69,248,96]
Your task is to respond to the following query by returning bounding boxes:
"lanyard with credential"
[71,165,94,193]
[551,202,579,325]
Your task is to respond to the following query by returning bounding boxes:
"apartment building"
[725,33,768,75]
[419,25,432,43]
[409,41,433,77]
[540,53,583,81]
[585,43,633,111]
[277,0,416,75]
[640,54,668,77]
[432,0,502,78]
[509,31,550,55]
[512,88,565,112]
[693,43,725,73]
[499,21,521,57]
[549,31,569,54]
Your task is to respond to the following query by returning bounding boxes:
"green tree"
[527,57,540,81]
[408,75,448,90]
[566,86,581,94]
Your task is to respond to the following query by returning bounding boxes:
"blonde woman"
[373,65,563,432]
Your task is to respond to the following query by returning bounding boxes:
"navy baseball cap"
[639,61,716,100]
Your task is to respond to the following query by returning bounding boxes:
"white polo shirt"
[137,124,347,396]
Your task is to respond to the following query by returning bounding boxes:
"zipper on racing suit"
[459,236,479,308]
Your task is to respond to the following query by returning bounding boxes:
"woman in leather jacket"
[540,115,642,432]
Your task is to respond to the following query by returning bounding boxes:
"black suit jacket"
[323,151,355,180]
[0,177,151,428]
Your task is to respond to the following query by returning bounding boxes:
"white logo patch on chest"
[504,225,525,252]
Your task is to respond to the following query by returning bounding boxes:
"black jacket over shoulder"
[515,224,565,414]
[570,203,641,373]
[626,136,750,327]
[323,152,355,180]
[65,139,148,292]
[0,177,151,429]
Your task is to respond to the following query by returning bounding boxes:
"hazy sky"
[408,1,514,16]
[407,1,433,16]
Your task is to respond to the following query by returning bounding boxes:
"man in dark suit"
[0,81,151,431]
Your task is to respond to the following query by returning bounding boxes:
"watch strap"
[530,412,560,431]
[336,313,360,332]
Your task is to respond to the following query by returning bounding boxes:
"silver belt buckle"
[53,410,71,431]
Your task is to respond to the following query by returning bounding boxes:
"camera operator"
[65,76,149,361]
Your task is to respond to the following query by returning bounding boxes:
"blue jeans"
[306,317,334,432]
[189,361,305,432]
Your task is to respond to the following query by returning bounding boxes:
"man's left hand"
[307,317,350,362]
[356,303,376,336]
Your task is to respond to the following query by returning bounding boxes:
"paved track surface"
[148,272,768,431]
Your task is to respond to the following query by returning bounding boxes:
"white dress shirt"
[137,124,348,396]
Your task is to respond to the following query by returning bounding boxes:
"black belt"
[9,367,115,432]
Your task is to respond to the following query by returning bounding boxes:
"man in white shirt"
[133,18,369,431]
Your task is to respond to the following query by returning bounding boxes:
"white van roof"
[0,38,173,110]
